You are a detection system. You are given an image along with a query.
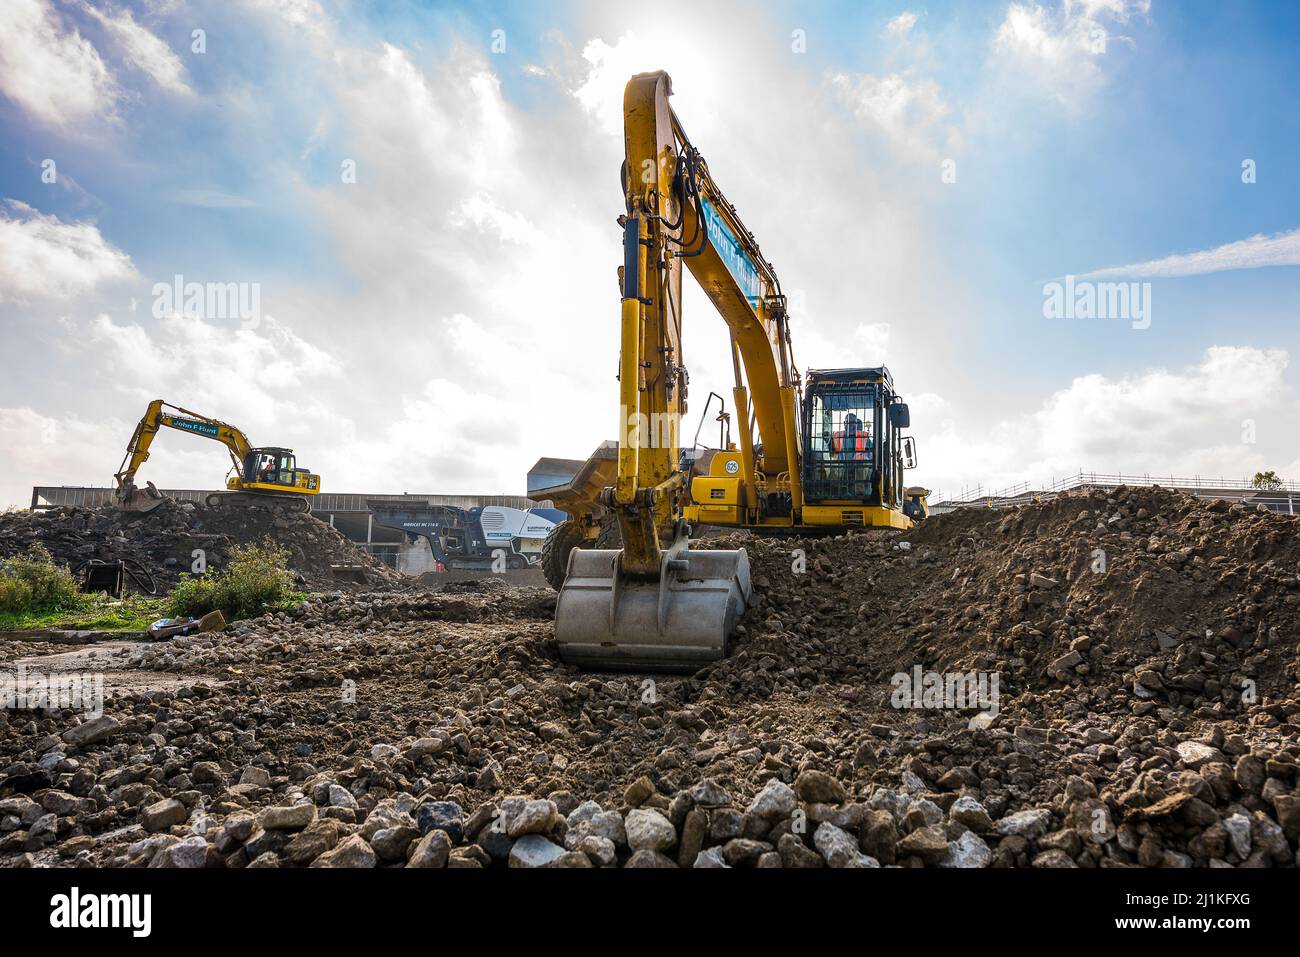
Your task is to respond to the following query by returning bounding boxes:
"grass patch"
[168,539,304,621]
[0,594,168,632]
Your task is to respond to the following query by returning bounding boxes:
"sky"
[1,0,1298,507]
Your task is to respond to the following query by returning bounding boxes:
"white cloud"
[86,313,342,401]
[886,12,920,36]
[0,407,129,507]
[1078,228,1300,280]
[78,2,191,96]
[0,0,117,127]
[827,69,954,160]
[0,200,136,301]
[922,346,1293,498]
[991,0,1149,105]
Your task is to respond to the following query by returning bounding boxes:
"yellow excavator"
[547,71,926,671]
[114,399,321,513]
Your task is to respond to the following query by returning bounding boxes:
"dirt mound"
[1,486,1297,869]
[0,499,402,590]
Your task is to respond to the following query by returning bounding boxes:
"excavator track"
[205,491,311,513]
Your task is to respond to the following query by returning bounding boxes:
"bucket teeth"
[554,545,751,672]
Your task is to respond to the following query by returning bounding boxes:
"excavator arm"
[614,70,801,571]
[114,400,256,511]
[558,71,810,670]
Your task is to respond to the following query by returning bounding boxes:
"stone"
[623,776,656,807]
[141,798,187,833]
[1032,848,1078,868]
[310,834,377,868]
[940,831,991,868]
[720,837,771,866]
[794,770,846,805]
[1229,809,1262,854]
[905,798,943,830]
[327,784,358,809]
[406,829,453,868]
[505,799,558,838]
[580,835,617,867]
[284,821,342,865]
[861,809,899,865]
[565,803,627,849]
[151,835,210,868]
[550,850,594,868]
[676,809,707,867]
[416,801,464,842]
[897,824,949,865]
[508,834,567,868]
[1176,742,1224,768]
[61,716,121,748]
[693,847,730,868]
[371,825,420,861]
[256,803,316,831]
[949,795,994,832]
[1273,794,1300,841]
[778,833,824,868]
[997,808,1052,839]
[624,849,677,868]
[747,779,797,820]
[1233,755,1265,794]
[814,822,877,868]
[215,813,256,852]
[625,808,676,852]
[689,778,732,808]
[239,767,271,787]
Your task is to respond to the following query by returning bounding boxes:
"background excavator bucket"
[116,481,166,513]
[554,541,751,672]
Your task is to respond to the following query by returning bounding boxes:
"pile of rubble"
[0,486,1297,867]
[0,499,401,590]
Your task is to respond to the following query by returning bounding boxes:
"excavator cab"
[805,381,876,502]
[242,448,293,487]
[236,447,318,492]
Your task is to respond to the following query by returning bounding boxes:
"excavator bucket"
[554,540,752,672]
[116,481,166,513]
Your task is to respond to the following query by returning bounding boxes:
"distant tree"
[1252,470,1284,490]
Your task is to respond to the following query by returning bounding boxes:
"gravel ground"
[1,486,1297,868]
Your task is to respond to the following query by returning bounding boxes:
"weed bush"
[0,544,84,614]
[169,539,299,621]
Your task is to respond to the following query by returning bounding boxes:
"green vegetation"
[0,544,169,631]
[168,539,303,621]
[0,539,304,632]
[0,594,167,632]
[0,544,84,616]
[1252,470,1285,491]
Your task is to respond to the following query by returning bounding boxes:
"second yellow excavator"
[114,399,321,513]
[547,71,926,671]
